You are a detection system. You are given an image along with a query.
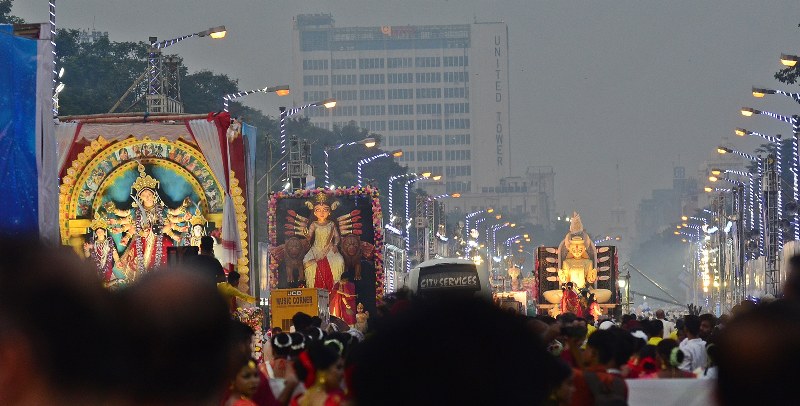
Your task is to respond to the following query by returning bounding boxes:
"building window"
[332,74,356,85]
[417,103,442,115]
[388,134,415,146]
[443,56,468,67]
[388,104,413,115]
[358,58,385,69]
[444,87,468,98]
[332,105,357,116]
[388,120,414,131]
[444,103,469,114]
[360,120,386,132]
[332,59,356,69]
[388,73,414,84]
[359,89,385,100]
[446,181,471,193]
[418,151,443,161]
[415,72,441,83]
[360,105,386,116]
[445,166,471,177]
[303,91,329,102]
[305,108,330,118]
[417,119,442,130]
[359,74,385,85]
[444,71,469,83]
[445,134,470,145]
[388,89,414,99]
[398,151,415,162]
[445,150,471,160]
[387,57,412,68]
[444,118,470,129]
[415,56,441,67]
[333,90,357,100]
[419,166,444,176]
[415,88,441,99]
[303,75,328,86]
[303,59,329,70]
[416,134,443,145]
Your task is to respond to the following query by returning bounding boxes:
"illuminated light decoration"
[780,53,799,67]
[357,150,402,187]
[278,99,336,173]
[49,0,57,116]
[404,174,433,273]
[740,107,758,117]
[222,85,289,112]
[388,173,417,220]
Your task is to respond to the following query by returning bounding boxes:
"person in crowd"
[644,339,695,379]
[350,297,558,405]
[700,342,718,379]
[291,340,346,406]
[543,359,575,406]
[698,313,716,341]
[655,309,675,338]
[625,333,658,379]
[116,269,235,405]
[716,300,800,404]
[267,333,302,402]
[673,318,685,342]
[556,313,589,368]
[0,238,118,405]
[224,358,261,406]
[679,314,707,372]
[185,235,225,284]
[292,312,313,333]
[218,271,256,312]
[570,329,628,405]
[646,319,664,346]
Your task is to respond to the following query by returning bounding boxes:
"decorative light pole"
[741,106,798,240]
[222,85,289,112]
[324,138,377,188]
[356,150,403,187]
[404,174,440,272]
[279,98,336,158]
[465,208,494,237]
[147,26,227,113]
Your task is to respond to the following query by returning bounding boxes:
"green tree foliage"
[56,29,149,115]
[0,0,24,24]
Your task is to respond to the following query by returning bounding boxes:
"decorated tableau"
[269,186,384,318]
[536,211,618,317]
[59,136,239,288]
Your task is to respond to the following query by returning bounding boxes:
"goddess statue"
[83,214,120,284]
[302,194,345,290]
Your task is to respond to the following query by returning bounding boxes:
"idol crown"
[131,163,159,193]
[90,214,108,230]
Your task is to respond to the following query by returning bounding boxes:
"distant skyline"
[14,0,800,240]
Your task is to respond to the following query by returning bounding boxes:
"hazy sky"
[14,0,800,239]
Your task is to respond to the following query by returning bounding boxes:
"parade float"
[268,186,384,327]
[535,212,621,317]
[57,112,252,288]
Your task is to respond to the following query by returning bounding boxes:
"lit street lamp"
[357,150,403,187]
[324,138,377,188]
[222,85,289,112]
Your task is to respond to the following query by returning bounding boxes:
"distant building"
[77,29,108,44]
[635,166,699,240]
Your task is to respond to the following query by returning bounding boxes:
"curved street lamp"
[222,85,290,112]
[324,138,377,188]
[357,150,403,187]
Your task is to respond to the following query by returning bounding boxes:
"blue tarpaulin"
[0,24,38,235]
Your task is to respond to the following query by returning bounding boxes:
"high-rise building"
[291,14,511,197]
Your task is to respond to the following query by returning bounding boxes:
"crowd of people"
[4,237,800,405]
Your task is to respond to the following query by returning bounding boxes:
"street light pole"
[356,150,403,187]
[324,138,377,188]
[222,85,289,112]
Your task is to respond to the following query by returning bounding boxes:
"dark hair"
[200,235,214,252]
[684,315,701,336]
[293,340,341,385]
[310,315,323,328]
[716,301,800,405]
[699,313,717,326]
[271,333,294,358]
[288,332,307,356]
[228,271,241,285]
[230,320,255,344]
[608,327,635,367]
[292,312,313,332]
[656,339,683,367]
[647,319,664,337]
[351,298,556,405]
[305,326,326,342]
[586,329,618,365]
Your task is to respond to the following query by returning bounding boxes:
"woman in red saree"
[560,282,583,317]
[291,341,347,406]
[329,273,357,326]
